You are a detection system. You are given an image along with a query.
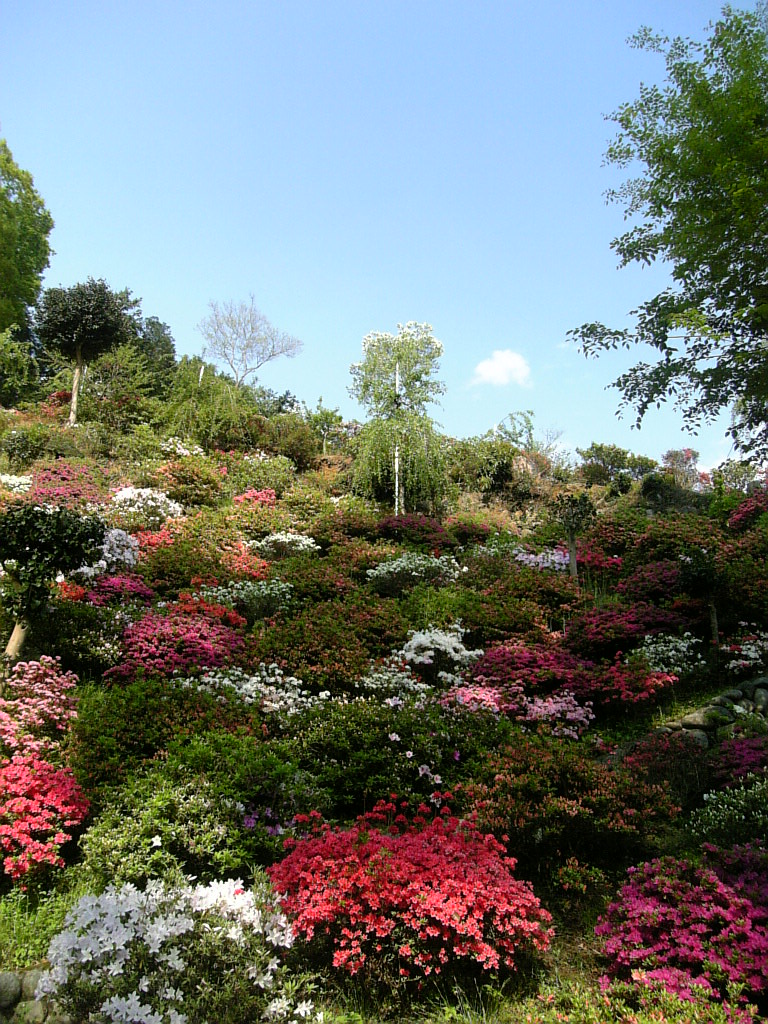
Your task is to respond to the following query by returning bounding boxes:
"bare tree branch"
[197,295,302,386]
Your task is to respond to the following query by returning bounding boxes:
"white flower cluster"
[477,534,569,571]
[397,623,483,686]
[176,664,329,719]
[690,774,768,846]
[629,631,707,677]
[37,878,318,1024]
[74,528,139,580]
[366,552,463,595]
[0,473,32,493]
[724,623,768,676]
[354,655,433,700]
[198,579,294,620]
[110,487,184,529]
[159,437,204,458]
[250,532,321,559]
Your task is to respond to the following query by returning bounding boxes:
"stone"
[0,975,21,1011]
[739,677,768,700]
[681,707,734,730]
[720,688,745,701]
[12,1001,46,1023]
[665,720,683,731]
[683,728,710,748]
[736,699,756,713]
[710,695,736,709]
[753,688,768,712]
[19,973,42,1004]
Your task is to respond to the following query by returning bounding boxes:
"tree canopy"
[569,7,768,457]
[0,140,54,337]
[34,278,141,424]
[197,296,302,387]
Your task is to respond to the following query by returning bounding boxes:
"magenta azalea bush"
[595,848,768,1002]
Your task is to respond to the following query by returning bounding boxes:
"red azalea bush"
[103,611,246,683]
[568,654,678,709]
[563,603,684,660]
[471,641,595,695]
[268,798,552,988]
[728,491,768,532]
[0,754,90,881]
[460,735,679,886]
[376,513,457,553]
[616,560,682,603]
[595,849,768,1003]
[232,487,277,506]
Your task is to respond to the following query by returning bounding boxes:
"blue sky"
[1,1,749,468]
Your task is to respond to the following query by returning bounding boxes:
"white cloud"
[470,349,532,388]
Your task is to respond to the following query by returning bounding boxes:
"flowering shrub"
[0,473,31,494]
[621,730,710,810]
[595,853,768,1002]
[569,654,678,709]
[74,527,140,580]
[0,754,90,881]
[441,683,594,739]
[471,641,595,695]
[219,540,270,580]
[108,486,185,531]
[177,664,329,721]
[723,624,768,677]
[616,559,682,603]
[366,551,463,596]
[79,768,242,888]
[628,631,707,678]
[397,623,483,687]
[198,578,294,621]
[86,573,155,607]
[160,436,205,457]
[728,490,768,532]
[0,656,79,757]
[564,602,685,660]
[154,456,226,507]
[250,531,321,559]
[104,610,246,683]
[461,734,679,886]
[28,462,107,507]
[268,799,552,988]
[710,736,768,789]
[376,512,456,552]
[690,775,768,847]
[37,877,321,1024]
[232,487,277,506]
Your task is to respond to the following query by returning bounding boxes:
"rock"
[753,688,768,712]
[710,695,736,708]
[11,1001,46,1023]
[739,677,768,699]
[720,688,745,701]
[736,699,756,713]
[681,707,734,730]
[665,720,683,731]
[682,728,710,748]
[19,973,42,1004]
[0,975,21,1011]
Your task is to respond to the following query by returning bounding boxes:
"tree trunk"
[2,619,29,689]
[567,528,578,579]
[67,348,84,427]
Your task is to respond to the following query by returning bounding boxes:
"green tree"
[0,503,105,666]
[0,326,39,406]
[34,278,141,425]
[302,397,344,455]
[577,442,657,486]
[569,8,768,457]
[0,139,54,336]
[549,492,597,579]
[349,322,446,514]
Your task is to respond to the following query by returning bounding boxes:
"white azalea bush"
[177,664,330,721]
[398,623,483,687]
[365,551,463,596]
[108,486,185,532]
[197,578,295,621]
[0,473,32,494]
[690,774,768,847]
[250,532,321,560]
[37,876,321,1024]
[628,632,708,679]
[73,527,140,580]
[723,623,768,678]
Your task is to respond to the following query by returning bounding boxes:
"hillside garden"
[0,400,767,1023]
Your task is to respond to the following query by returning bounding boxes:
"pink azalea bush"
[104,610,246,682]
[595,849,768,1003]
[0,657,79,757]
[268,798,552,988]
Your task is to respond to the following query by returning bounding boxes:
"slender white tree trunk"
[68,348,84,427]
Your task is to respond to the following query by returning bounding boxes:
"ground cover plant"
[2,405,768,1023]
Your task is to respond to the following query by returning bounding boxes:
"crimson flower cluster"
[268,798,552,984]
